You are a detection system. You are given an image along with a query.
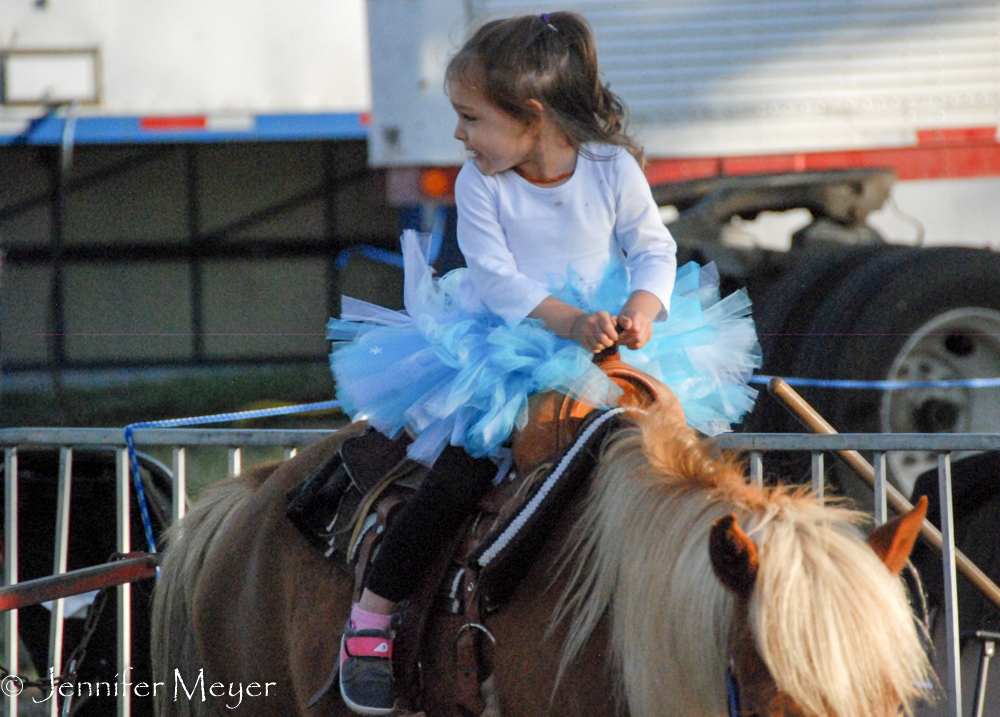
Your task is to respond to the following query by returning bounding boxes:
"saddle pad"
[341,427,412,494]
[469,407,633,610]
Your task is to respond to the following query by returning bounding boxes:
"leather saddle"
[512,347,680,471]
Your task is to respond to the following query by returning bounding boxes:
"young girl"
[327,12,760,714]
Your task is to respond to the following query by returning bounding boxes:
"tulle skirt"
[328,231,761,464]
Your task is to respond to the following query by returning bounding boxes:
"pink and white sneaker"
[339,620,396,715]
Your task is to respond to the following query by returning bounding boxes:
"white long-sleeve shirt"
[455,143,678,325]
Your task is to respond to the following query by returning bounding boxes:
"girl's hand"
[570,311,620,353]
[529,297,620,353]
[618,290,662,350]
[617,311,651,350]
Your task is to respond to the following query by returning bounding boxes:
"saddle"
[286,349,675,715]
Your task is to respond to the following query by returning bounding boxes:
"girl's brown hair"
[446,12,644,166]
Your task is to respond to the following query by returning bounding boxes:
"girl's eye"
[463,114,477,122]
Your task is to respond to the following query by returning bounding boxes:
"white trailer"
[1,0,371,139]
[367,0,1000,250]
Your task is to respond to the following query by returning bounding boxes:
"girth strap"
[455,564,486,716]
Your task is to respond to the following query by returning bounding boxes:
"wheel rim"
[880,308,1000,497]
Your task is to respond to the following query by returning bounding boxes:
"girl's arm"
[611,152,677,321]
[528,296,620,352]
[456,166,552,323]
[530,289,662,351]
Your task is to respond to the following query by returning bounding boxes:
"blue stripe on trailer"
[0,112,369,144]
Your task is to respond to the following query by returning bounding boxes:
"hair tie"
[540,13,558,31]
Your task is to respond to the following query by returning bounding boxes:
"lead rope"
[124,399,342,556]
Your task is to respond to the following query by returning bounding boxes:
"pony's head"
[710,497,932,717]
[557,404,934,717]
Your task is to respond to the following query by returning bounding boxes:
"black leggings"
[364,445,496,602]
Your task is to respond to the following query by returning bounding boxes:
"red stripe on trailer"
[917,126,997,146]
[644,157,723,186]
[645,128,1000,185]
[395,125,1000,201]
[140,115,208,131]
[806,144,1000,180]
[723,154,810,176]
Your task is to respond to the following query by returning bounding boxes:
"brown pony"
[151,404,933,717]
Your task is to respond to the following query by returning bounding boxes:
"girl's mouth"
[467,149,479,159]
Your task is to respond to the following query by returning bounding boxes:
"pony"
[151,402,934,717]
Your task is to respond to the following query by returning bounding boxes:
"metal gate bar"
[0,428,325,717]
[0,555,160,612]
[5,447,18,717]
[116,447,130,717]
[48,446,72,717]
[939,453,961,717]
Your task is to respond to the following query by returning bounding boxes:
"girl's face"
[450,80,538,176]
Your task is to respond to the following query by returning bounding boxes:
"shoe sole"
[339,636,396,716]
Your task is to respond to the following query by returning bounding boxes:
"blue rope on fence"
[124,399,342,555]
[335,206,446,271]
[748,375,1000,389]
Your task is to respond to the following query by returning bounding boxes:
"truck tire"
[791,247,1000,499]
[743,244,892,436]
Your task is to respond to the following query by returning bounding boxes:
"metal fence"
[4,427,1000,717]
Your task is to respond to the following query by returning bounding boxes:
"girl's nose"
[454,122,466,141]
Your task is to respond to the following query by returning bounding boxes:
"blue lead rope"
[124,399,342,555]
[748,375,1000,390]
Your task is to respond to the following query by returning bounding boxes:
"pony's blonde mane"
[556,405,933,717]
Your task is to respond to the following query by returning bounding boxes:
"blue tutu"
[328,231,761,464]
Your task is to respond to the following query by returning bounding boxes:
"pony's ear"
[709,514,759,600]
[868,495,928,576]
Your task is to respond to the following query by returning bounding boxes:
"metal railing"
[1,427,329,717]
[4,426,1000,717]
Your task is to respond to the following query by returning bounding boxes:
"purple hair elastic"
[541,13,558,31]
